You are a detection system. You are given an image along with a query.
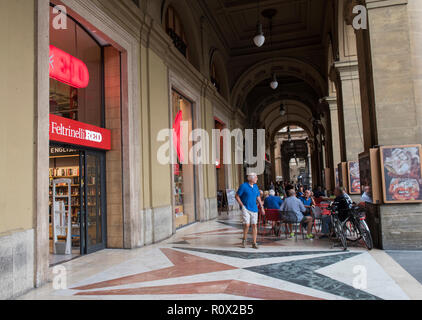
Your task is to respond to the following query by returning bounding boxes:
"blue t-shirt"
[300,197,312,207]
[237,183,260,213]
[264,196,283,210]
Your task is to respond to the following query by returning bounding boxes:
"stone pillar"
[407,0,422,140]
[274,139,282,180]
[334,60,364,161]
[270,142,276,183]
[352,0,422,249]
[364,0,419,146]
[307,144,313,188]
[327,96,341,168]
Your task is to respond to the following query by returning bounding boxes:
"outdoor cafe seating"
[258,200,332,240]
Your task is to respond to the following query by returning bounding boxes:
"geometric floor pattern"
[18,212,417,300]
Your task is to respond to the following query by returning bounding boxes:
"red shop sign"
[50,115,111,151]
[49,45,90,88]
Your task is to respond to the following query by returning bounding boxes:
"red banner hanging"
[173,111,184,162]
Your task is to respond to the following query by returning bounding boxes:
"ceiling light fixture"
[262,8,278,90]
[253,0,265,47]
[279,103,286,116]
[254,24,265,47]
[270,73,278,90]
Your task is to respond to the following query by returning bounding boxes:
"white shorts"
[241,207,258,225]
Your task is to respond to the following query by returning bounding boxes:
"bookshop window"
[172,91,196,229]
[165,6,189,58]
[49,6,103,127]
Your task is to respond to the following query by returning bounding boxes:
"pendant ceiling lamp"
[253,0,265,47]
[262,8,278,90]
[270,73,278,90]
[279,102,286,116]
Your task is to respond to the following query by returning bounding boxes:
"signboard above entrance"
[49,115,111,151]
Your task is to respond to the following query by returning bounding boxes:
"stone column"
[334,60,364,161]
[274,139,282,179]
[326,96,342,167]
[270,142,276,183]
[407,0,422,140]
[352,0,422,249]
[307,144,313,188]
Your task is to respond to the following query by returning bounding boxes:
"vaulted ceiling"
[199,0,328,56]
[198,0,332,129]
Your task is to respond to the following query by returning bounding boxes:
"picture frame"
[380,144,422,204]
[348,161,361,195]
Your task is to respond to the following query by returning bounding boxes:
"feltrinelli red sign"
[49,45,90,88]
[50,115,111,151]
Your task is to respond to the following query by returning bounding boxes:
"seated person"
[332,186,353,221]
[300,190,315,217]
[313,186,325,198]
[285,184,294,196]
[280,189,314,239]
[319,215,333,239]
[358,186,373,208]
[264,190,283,234]
[318,187,353,239]
[264,190,283,210]
[297,185,305,198]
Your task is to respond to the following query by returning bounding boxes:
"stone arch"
[161,0,202,71]
[209,47,230,101]
[259,100,313,136]
[231,57,328,110]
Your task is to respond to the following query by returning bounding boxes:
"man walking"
[235,173,265,249]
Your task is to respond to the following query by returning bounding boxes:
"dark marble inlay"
[170,241,190,245]
[174,247,345,260]
[217,221,244,229]
[245,252,382,300]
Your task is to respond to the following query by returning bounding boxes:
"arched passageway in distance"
[273,125,313,188]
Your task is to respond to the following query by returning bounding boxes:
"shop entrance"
[49,144,107,265]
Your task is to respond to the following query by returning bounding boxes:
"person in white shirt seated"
[359,186,373,208]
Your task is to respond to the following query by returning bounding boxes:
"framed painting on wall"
[380,145,422,203]
[348,161,361,195]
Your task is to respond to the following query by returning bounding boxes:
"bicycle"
[328,204,348,250]
[343,206,374,250]
[328,204,373,250]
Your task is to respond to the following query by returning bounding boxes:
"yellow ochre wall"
[0,0,35,234]
[139,41,220,213]
[203,97,217,199]
[147,49,172,208]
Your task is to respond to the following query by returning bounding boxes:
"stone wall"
[381,205,422,250]
[0,230,34,300]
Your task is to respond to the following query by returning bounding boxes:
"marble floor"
[19,212,422,300]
